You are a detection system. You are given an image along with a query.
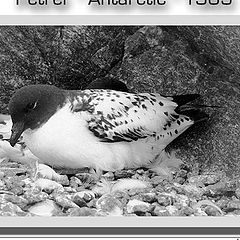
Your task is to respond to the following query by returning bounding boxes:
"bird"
[0,78,130,168]
[8,84,207,177]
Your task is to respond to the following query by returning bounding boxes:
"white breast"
[23,104,165,171]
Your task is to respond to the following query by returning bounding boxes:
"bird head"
[8,84,65,147]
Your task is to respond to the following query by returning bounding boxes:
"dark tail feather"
[171,94,213,123]
[171,94,200,106]
[180,109,209,123]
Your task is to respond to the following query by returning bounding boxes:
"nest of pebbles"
[0,159,240,217]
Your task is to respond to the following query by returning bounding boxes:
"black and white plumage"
[8,85,207,175]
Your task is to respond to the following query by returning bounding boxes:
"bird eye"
[25,101,37,112]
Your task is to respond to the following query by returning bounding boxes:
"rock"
[166,206,179,215]
[178,206,194,216]
[64,187,77,194]
[174,177,185,185]
[96,194,123,216]
[173,183,205,198]
[3,194,28,210]
[111,179,151,193]
[69,176,83,188]
[53,194,79,209]
[72,194,87,208]
[37,164,69,186]
[74,191,95,202]
[152,206,170,216]
[34,178,64,194]
[204,206,222,216]
[136,169,145,175]
[68,207,97,216]
[87,199,97,208]
[188,174,221,186]
[227,200,240,210]
[128,188,150,197]
[4,176,25,195]
[156,194,172,206]
[118,26,240,179]
[114,169,135,179]
[216,199,229,210]
[174,194,190,207]
[126,199,152,215]
[0,171,4,179]
[75,173,96,188]
[235,188,240,199]
[230,210,240,215]
[206,181,228,196]
[28,200,61,216]
[23,187,49,204]
[0,201,25,216]
[151,176,168,186]
[0,180,5,189]
[138,192,156,203]
[193,208,208,216]
[102,172,114,181]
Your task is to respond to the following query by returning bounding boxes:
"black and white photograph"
[0,25,239,217]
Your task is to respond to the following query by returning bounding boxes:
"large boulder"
[112,26,240,178]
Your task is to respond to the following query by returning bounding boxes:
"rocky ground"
[0,159,240,217]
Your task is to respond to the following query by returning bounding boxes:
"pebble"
[76,173,96,186]
[156,194,172,206]
[3,194,28,210]
[54,194,79,209]
[87,199,97,208]
[0,201,25,216]
[102,172,114,181]
[206,181,228,196]
[114,169,135,179]
[178,206,194,216]
[227,200,240,210]
[216,199,229,210]
[28,200,61,217]
[96,194,123,216]
[69,177,83,188]
[74,191,95,202]
[193,208,208,216]
[128,188,148,197]
[188,174,220,186]
[174,177,185,185]
[68,207,97,216]
[152,206,170,216]
[34,178,64,194]
[126,199,152,215]
[204,206,222,216]
[151,176,167,186]
[72,194,87,208]
[166,205,179,215]
[136,169,145,175]
[235,188,240,199]
[0,171,4,179]
[0,180,5,189]
[174,183,204,198]
[24,188,49,204]
[138,192,156,203]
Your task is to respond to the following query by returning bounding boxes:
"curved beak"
[10,121,25,147]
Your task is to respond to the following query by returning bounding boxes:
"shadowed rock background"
[0,26,239,178]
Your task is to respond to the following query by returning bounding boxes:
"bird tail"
[170,93,220,123]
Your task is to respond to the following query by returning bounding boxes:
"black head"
[8,84,65,147]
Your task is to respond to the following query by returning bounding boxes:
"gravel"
[0,159,238,217]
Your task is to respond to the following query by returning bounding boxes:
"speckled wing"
[71,89,180,143]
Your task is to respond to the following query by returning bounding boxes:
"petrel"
[8,85,206,176]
